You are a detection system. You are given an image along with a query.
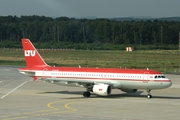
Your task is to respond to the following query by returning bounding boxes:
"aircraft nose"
[165,79,172,88]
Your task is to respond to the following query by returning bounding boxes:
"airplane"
[19,38,172,99]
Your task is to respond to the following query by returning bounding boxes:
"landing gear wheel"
[83,91,91,97]
[147,94,152,99]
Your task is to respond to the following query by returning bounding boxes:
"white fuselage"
[30,70,172,90]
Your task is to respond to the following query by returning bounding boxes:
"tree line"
[0,15,180,50]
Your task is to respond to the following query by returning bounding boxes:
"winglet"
[21,38,49,68]
[33,76,37,81]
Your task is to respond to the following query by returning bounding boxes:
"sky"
[0,0,180,18]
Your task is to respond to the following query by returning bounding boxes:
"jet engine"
[120,88,137,93]
[93,84,111,96]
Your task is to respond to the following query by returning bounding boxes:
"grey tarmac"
[0,66,179,120]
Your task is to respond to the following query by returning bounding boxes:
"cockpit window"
[161,76,166,78]
[154,75,166,79]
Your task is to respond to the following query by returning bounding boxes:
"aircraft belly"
[109,80,122,88]
[120,81,167,90]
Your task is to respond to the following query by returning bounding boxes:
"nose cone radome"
[164,79,172,88]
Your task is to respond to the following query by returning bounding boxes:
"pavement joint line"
[0,81,28,99]
[1,110,74,120]
[0,109,54,118]
[0,80,16,90]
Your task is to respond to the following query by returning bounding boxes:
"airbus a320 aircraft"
[19,38,172,99]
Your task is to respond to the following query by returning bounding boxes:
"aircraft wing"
[42,78,113,88]
[19,70,36,76]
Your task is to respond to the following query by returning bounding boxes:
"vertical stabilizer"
[21,38,49,68]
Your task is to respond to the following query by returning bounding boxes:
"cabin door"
[43,68,48,78]
[143,72,149,83]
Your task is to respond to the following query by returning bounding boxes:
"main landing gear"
[83,87,92,97]
[83,91,91,97]
[147,89,152,99]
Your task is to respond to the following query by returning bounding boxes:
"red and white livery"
[19,38,172,98]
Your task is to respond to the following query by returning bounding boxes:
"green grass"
[0,60,25,66]
[0,48,180,73]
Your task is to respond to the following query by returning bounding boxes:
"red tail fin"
[21,38,49,68]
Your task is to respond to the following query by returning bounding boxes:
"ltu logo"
[24,50,36,57]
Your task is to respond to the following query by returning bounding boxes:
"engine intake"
[93,84,111,96]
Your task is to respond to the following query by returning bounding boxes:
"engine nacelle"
[93,84,111,96]
[120,88,137,93]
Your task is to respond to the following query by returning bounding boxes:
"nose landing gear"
[147,89,152,99]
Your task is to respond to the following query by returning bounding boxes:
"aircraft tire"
[83,91,91,97]
[147,94,152,99]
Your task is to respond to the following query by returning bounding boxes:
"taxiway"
[0,66,180,120]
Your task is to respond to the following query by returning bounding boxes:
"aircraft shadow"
[40,90,180,100]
